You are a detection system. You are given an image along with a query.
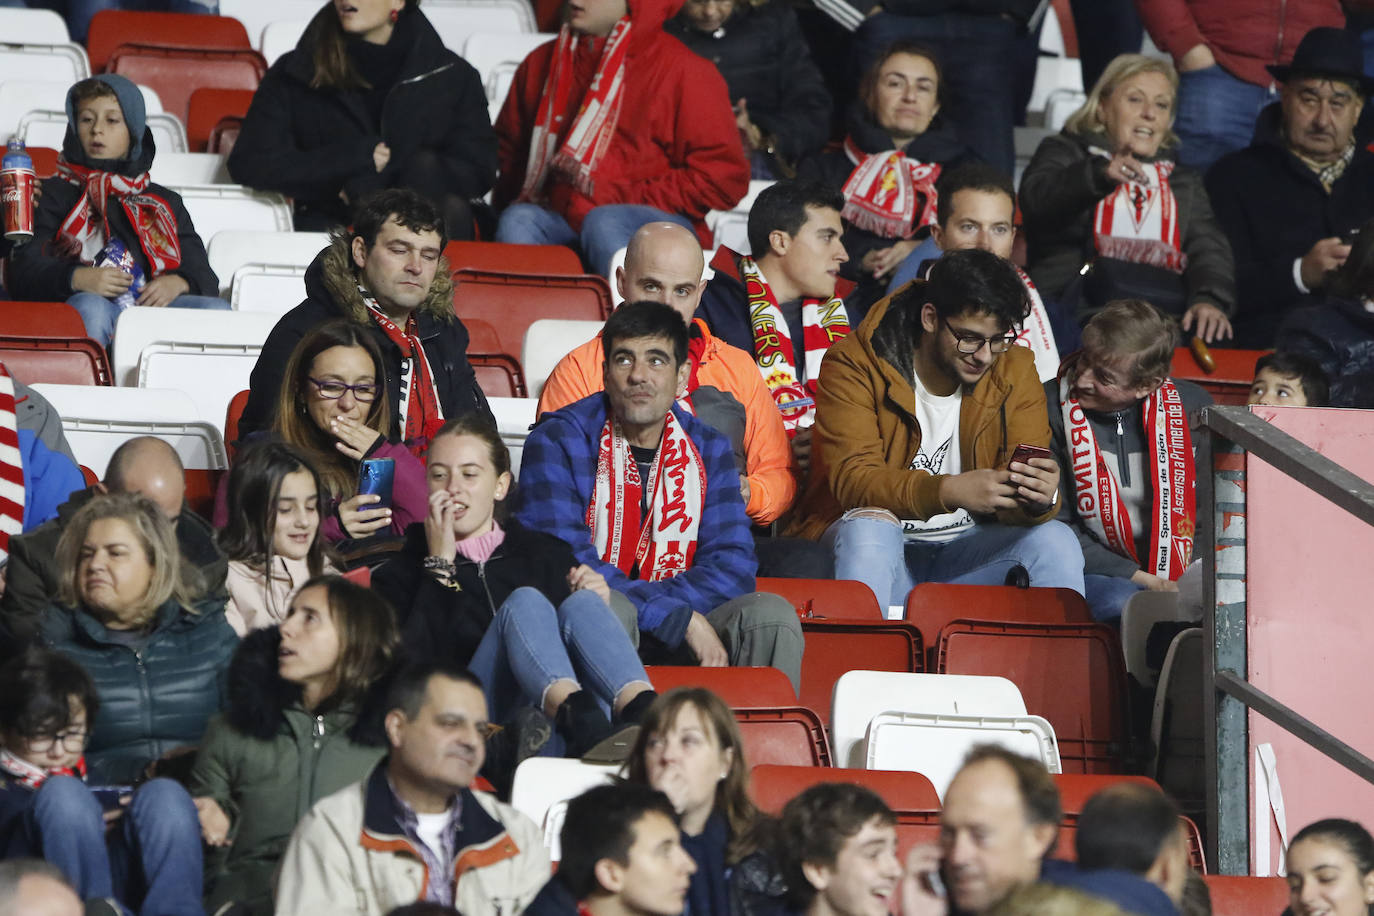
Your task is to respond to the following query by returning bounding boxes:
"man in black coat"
[237,188,492,443]
[1205,27,1374,348]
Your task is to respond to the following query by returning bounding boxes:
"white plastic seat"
[865,711,1061,798]
[1121,590,1192,688]
[150,152,230,186]
[0,45,90,86]
[461,31,552,112]
[171,185,292,242]
[230,264,308,314]
[1043,88,1087,133]
[426,0,536,54]
[19,108,187,154]
[830,671,1028,769]
[521,319,603,399]
[705,179,774,257]
[259,19,308,65]
[31,383,227,472]
[222,0,332,58]
[206,229,328,297]
[488,396,537,479]
[509,758,619,861]
[0,9,70,44]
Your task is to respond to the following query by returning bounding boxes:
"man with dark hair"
[1206,26,1374,348]
[904,745,1063,916]
[239,188,492,441]
[777,782,903,916]
[697,179,853,479]
[790,248,1082,611]
[515,302,803,689]
[1046,300,1210,623]
[526,783,695,916]
[276,663,548,915]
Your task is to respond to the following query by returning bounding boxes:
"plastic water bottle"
[1,139,35,243]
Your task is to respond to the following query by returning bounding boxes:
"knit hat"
[64,73,150,165]
[1267,26,1374,96]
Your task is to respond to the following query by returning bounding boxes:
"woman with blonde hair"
[37,491,237,786]
[1020,53,1236,343]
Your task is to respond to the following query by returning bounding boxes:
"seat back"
[112,308,276,387]
[1150,627,1205,812]
[0,337,111,387]
[733,706,831,767]
[645,666,797,708]
[521,318,603,400]
[509,757,620,862]
[173,185,293,239]
[183,467,219,519]
[206,229,328,297]
[750,764,940,815]
[87,10,251,72]
[488,396,537,478]
[0,301,89,339]
[1204,875,1288,916]
[1052,773,1160,814]
[219,0,325,57]
[32,383,228,471]
[470,353,527,399]
[224,388,250,457]
[0,44,90,85]
[705,180,774,255]
[259,19,308,65]
[1170,347,1267,406]
[937,621,1129,773]
[149,151,230,185]
[0,8,69,44]
[865,710,1061,798]
[444,240,583,275]
[759,577,882,620]
[17,106,186,154]
[108,45,266,125]
[207,116,242,155]
[799,619,922,725]
[28,146,59,178]
[1121,589,1192,687]
[452,268,612,362]
[424,0,537,53]
[906,583,1092,664]
[461,31,552,111]
[230,264,309,314]
[187,87,255,152]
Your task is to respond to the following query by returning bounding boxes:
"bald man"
[538,222,798,528]
[0,861,83,916]
[0,436,227,642]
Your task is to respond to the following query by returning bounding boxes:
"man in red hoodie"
[493,0,750,276]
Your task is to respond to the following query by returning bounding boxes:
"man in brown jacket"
[788,249,1084,610]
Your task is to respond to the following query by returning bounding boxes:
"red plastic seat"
[444,241,583,276]
[758,576,882,620]
[937,620,1129,774]
[0,337,111,386]
[187,87,254,153]
[1204,875,1287,916]
[0,302,88,338]
[451,268,612,363]
[224,388,249,459]
[464,318,502,353]
[184,468,219,519]
[1053,773,1160,814]
[28,147,59,179]
[207,117,242,156]
[343,566,372,587]
[80,464,98,486]
[645,666,797,708]
[471,353,527,399]
[905,583,1092,666]
[1169,346,1269,406]
[88,10,251,72]
[733,706,831,767]
[798,620,923,724]
[1054,812,1207,871]
[108,45,266,126]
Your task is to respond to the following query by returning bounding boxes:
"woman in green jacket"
[189,574,399,915]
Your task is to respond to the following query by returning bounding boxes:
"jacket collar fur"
[306,233,456,328]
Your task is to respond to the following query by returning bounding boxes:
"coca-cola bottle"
[1,139,35,244]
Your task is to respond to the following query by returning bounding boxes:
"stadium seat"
[184,467,219,519]
[443,240,583,275]
[259,19,307,65]
[149,152,230,185]
[424,0,538,51]
[224,389,249,457]
[705,180,774,256]
[865,709,1060,796]
[174,185,293,239]
[1121,590,1193,688]
[206,116,242,156]
[470,353,527,399]
[187,87,254,152]
[937,620,1130,774]
[1170,346,1267,406]
[0,45,91,85]
[464,318,502,354]
[905,583,1092,666]
[0,301,89,339]
[0,302,110,387]
[28,146,59,178]
[509,757,619,862]
[0,79,166,145]
[1150,628,1205,818]
[451,268,613,365]
[229,264,309,314]
[797,619,923,726]
[86,10,252,73]
[734,706,831,767]
[18,107,188,154]
[1051,773,1209,868]
[488,396,537,478]
[31,383,228,472]
[107,45,266,126]
[644,666,797,708]
[759,577,882,620]
[521,318,603,399]
[205,229,328,298]
[219,0,325,54]
[1204,875,1288,916]
[0,8,70,44]
[461,31,553,113]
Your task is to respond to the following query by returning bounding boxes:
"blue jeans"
[467,587,650,722]
[494,203,697,278]
[22,776,203,915]
[852,12,1018,176]
[68,293,232,348]
[1173,65,1278,173]
[823,511,1086,608]
[65,0,216,42]
[1083,573,1144,624]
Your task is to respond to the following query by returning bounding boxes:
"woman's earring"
[389,7,399,21]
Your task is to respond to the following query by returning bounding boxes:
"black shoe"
[1004,564,1030,589]
[615,689,658,727]
[482,706,553,799]
[554,690,616,758]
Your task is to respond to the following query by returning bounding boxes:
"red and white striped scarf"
[519,18,632,201]
[587,410,705,582]
[0,365,24,562]
[1060,374,1195,580]
[54,157,181,275]
[741,256,849,437]
[0,748,85,790]
[1013,267,1060,382]
[1091,156,1186,273]
[839,136,941,239]
[360,290,443,448]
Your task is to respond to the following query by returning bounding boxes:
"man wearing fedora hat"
[1205,26,1374,349]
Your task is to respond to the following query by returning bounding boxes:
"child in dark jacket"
[6,74,228,347]
[0,647,204,913]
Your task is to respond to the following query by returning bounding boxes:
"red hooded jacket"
[493,0,749,244]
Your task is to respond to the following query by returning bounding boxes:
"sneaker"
[482,707,553,799]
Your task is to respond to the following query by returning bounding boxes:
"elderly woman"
[665,0,832,179]
[1019,54,1236,342]
[38,492,237,786]
[801,41,976,319]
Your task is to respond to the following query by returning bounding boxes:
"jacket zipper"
[476,561,497,614]
[133,647,153,760]
[1114,412,1130,486]
[379,62,455,143]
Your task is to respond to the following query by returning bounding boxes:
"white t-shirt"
[414,811,450,861]
[901,372,974,542]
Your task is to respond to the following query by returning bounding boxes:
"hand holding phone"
[358,458,395,511]
[1008,443,1053,469]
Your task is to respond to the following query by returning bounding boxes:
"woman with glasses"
[0,647,208,913]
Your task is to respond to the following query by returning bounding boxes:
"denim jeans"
[1173,65,1278,173]
[467,587,650,722]
[1067,0,1142,95]
[1083,573,1145,624]
[64,0,216,42]
[494,203,697,278]
[22,776,204,915]
[823,511,1086,608]
[67,293,232,348]
[852,12,1018,175]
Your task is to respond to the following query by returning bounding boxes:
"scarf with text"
[741,256,849,436]
[519,18,632,201]
[840,136,941,239]
[0,748,85,790]
[1060,374,1195,580]
[587,411,705,582]
[55,157,181,275]
[1013,266,1061,382]
[360,289,443,446]
[1090,152,1186,272]
[0,365,24,562]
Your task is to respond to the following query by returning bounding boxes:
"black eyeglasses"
[309,378,379,403]
[942,318,1018,355]
[26,729,88,753]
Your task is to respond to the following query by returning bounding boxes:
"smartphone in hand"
[358,458,395,510]
[1008,443,1052,468]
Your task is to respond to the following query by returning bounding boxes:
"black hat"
[1267,27,1374,95]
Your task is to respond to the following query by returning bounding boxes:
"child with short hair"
[1249,352,1330,408]
[0,647,204,912]
[7,74,229,347]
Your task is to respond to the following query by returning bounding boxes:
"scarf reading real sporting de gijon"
[839,137,942,240]
[54,157,182,276]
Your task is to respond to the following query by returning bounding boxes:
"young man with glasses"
[788,248,1084,611]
